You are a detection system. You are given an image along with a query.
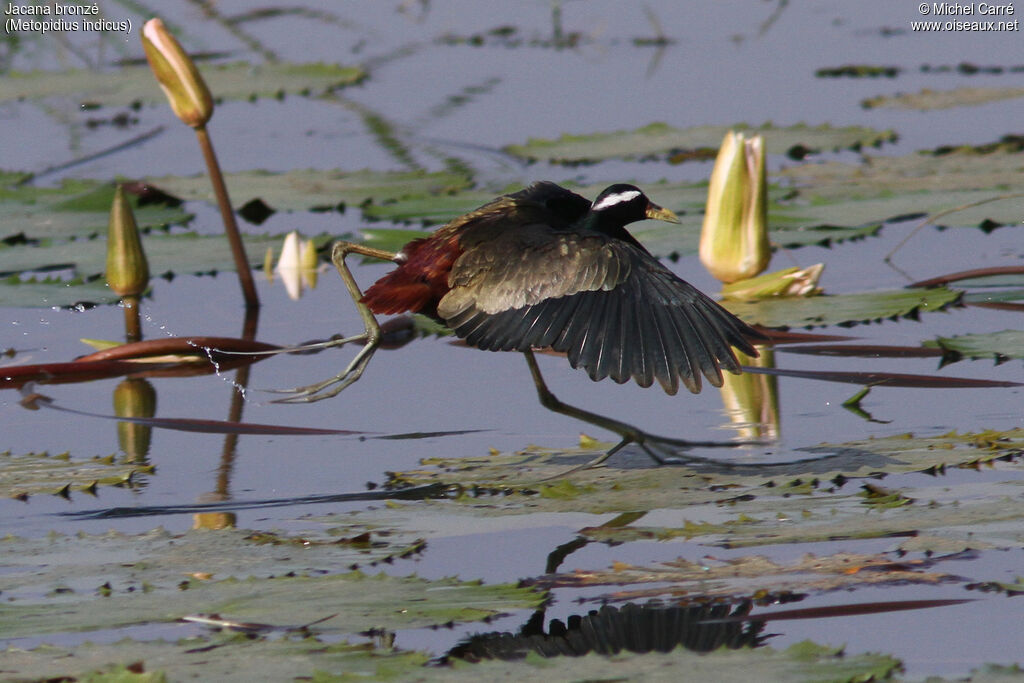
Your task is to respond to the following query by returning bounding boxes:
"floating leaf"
[503,122,896,165]
[0,568,542,640]
[723,287,962,328]
[359,227,431,255]
[147,168,472,212]
[817,65,900,78]
[532,552,948,598]
[0,179,191,243]
[0,232,333,283]
[924,330,1024,362]
[0,449,152,498]
[0,636,901,682]
[0,276,118,308]
[0,62,365,107]
[862,86,1024,110]
[385,428,1024,532]
[778,147,1024,213]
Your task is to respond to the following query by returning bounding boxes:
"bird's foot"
[270,340,377,403]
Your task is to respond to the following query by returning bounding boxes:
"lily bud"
[275,231,319,300]
[113,378,157,463]
[700,131,771,284]
[106,185,150,298]
[720,264,825,301]
[719,348,779,441]
[141,18,213,128]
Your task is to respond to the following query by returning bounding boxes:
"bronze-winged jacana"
[281,182,765,468]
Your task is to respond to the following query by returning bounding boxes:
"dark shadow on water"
[59,482,452,520]
[444,601,769,662]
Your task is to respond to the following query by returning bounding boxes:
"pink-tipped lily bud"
[141,18,213,128]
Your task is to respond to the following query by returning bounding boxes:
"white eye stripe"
[592,189,641,211]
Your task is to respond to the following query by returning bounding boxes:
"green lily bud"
[106,185,150,298]
[700,131,771,284]
[141,18,213,128]
[720,347,779,441]
[113,378,156,463]
[720,264,825,301]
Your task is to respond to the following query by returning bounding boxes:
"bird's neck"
[581,212,650,253]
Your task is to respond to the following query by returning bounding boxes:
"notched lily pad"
[723,286,962,329]
[146,169,472,212]
[0,275,119,308]
[532,552,951,599]
[0,636,902,683]
[0,178,191,243]
[0,449,151,498]
[0,564,542,641]
[862,86,1024,110]
[504,122,896,165]
[925,330,1024,363]
[0,62,365,107]
[0,232,333,284]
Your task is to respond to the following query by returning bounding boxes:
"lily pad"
[779,147,1024,206]
[0,564,542,640]
[385,429,1024,519]
[534,552,950,598]
[146,169,472,212]
[862,86,1024,110]
[0,232,333,282]
[723,286,962,329]
[0,526,427,604]
[503,122,896,164]
[0,638,902,682]
[925,330,1024,362]
[0,449,151,498]
[0,179,191,243]
[0,275,119,308]
[0,62,365,107]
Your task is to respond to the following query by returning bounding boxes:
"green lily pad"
[0,62,365,107]
[862,86,1024,110]
[925,330,1024,362]
[0,564,542,640]
[535,551,950,597]
[0,526,428,605]
[723,286,962,329]
[0,232,333,282]
[0,449,150,497]
[387,428,1023,508]
[0,275,119,308]
[503,122,896,164]
[0,637,901,683]
[382,429,1024,555]
[146,169,472,212]
[0,179,191,243]
[779,147,1024,205]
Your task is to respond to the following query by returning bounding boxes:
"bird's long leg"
[524,350,745,476]
[274,241,398,403]
[524,349,646,471]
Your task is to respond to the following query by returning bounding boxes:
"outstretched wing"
[439,233,761,395]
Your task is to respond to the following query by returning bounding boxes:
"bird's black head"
[588,184,680,234]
